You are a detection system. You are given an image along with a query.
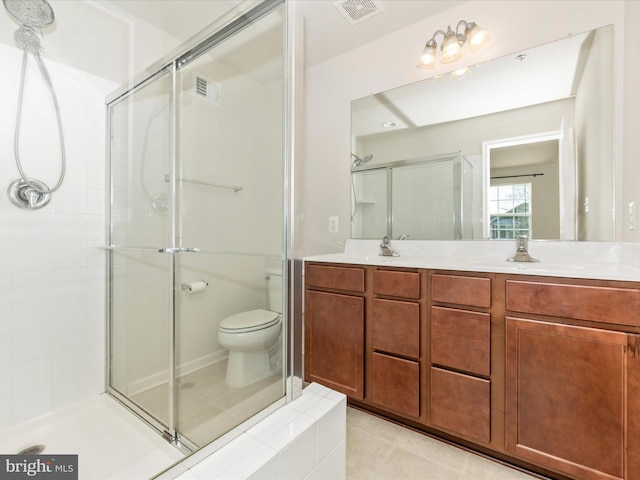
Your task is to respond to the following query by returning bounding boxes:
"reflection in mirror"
[351,25,613,241]
[351,153,474,240]
[489,139,560,240]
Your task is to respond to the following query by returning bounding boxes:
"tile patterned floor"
[130,361,283,448]
[346,407,541,480]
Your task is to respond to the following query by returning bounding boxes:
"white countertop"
[303,240,640,282]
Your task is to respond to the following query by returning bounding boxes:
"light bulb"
[465,22,491,53]
[417,41,437,69]
[440,27,463,63]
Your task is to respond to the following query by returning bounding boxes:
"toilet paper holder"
[181,280,209,293]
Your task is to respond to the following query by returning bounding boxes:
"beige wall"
[575,26,615,241]
[623,0,640,242]
[302,0,630,255]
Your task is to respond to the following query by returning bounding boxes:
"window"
[489,183,532,239]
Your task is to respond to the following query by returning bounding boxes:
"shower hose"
[12,48,66,194]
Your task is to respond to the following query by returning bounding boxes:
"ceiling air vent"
[334,0,384,25]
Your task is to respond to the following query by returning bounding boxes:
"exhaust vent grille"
[334,0,384,25]
[192,72,220,106]
[195,76,207,97]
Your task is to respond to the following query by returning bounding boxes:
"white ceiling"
[0,0,462,84]
[105,0,464,67]
[0,0,591,118]
[112,0,465,68]
[292,0,465,67]
[103,0,592,140]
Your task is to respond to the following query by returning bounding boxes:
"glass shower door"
[172,4,286,448]
[108,69,177,438]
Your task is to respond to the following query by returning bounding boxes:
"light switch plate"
[329,216,339,233]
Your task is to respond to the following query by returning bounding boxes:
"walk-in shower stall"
[106,0,293,453]
[351,152,474,240]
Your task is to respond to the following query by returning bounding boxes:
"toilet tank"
[266,268,283,314]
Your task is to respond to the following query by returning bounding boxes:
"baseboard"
[127,351,228,396]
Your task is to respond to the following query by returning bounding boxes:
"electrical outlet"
[329,216,339,233]
[629,201,635,231]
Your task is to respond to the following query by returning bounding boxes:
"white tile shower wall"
[167,383,346,480]
[0,42,117,429]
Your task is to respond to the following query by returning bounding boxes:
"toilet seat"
[219,309,280,334]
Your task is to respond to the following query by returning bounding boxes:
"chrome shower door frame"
[105,60,184,448]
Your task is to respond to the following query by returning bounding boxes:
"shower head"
[351,153,373,167]
[3,0,54,28]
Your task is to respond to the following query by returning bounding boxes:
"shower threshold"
[0,394,184,479]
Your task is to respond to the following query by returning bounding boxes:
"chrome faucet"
[380,236,399,257]
[507,235,539,263]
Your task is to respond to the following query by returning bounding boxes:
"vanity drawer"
[430,367,490,444]
[506,280,640,327]
[372,352,420,419]
[432,274,491,308]
[431,307,490,377]
[372,299,420,359]
[373,269,420,299]
[305,263,365,292]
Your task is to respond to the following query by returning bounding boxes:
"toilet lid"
[220,309,280,332]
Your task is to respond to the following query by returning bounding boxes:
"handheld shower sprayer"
[351,153,373,168]
[4,0,66,210]
[351,152,374,222]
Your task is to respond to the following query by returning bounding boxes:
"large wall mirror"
[350,25,613,241]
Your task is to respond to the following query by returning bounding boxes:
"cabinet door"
[306,264,365,292]
[628,335,640,480]
[372,298,420,359]
[431,306,490,376]
[506,317,627,480]
[373,269,420,299]
[430,367,490,443]
[305,290,364,399]
[371,353,420,418]
[432,274,491,308]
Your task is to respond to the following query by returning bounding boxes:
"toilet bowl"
[218,309,281,388]
[217,268,283,387]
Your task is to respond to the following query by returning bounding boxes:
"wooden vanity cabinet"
[369,269,422,419]
[304,261,640,480]
[304,263,365,399]
[506,317,631,480]
[505,278,640,480]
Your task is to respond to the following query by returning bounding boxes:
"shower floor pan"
[0,394,184,479]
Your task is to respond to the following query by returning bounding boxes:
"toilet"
[217,268,283,388]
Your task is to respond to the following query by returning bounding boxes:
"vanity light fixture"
[417,20,491,70]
